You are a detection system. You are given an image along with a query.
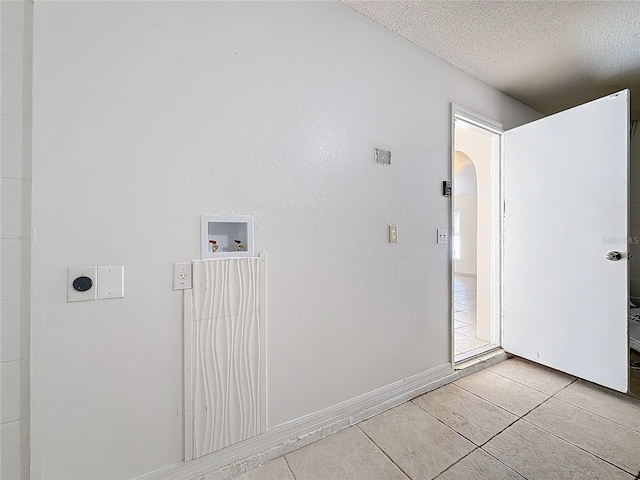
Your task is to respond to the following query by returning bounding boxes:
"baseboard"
[141,362,453,480]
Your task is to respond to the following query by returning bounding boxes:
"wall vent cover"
[375,147,391,166]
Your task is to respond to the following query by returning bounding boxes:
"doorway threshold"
[455,346,505,370]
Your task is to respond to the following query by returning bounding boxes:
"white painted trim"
[451,104,504,135]
[450,103,505,366]
[258,252,268,433]
[183,289,194,462]
[138,362,453,480]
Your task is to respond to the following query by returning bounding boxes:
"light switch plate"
[97,266,125,299]
[389,224,398,244]
[437,228,448,245]
[68,266,98,302]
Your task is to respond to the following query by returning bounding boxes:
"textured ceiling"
[343,1,640,120]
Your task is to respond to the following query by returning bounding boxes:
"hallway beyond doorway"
[454,275,492,359]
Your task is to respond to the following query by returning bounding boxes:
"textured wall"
[1,1,32,479]
[30,2,539,478]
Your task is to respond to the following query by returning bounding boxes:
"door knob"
[605,251,623,261]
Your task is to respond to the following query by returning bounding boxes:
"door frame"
[449,103,504,365]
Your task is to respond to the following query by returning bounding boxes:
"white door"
[503,90,629,393]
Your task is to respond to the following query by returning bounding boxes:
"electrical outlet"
[437,228,448,245]
[389,224,398,244]
[173,263,192,290]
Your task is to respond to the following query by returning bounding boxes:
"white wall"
[1,1,32,479]
[30,2,540,478]
[454,194,477,275]
[454,155,477,275]
[455,124,497,342]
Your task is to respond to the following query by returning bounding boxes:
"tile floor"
[454,275,493,359]
[238,357,640,480]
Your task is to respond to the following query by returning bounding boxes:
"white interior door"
[503,90,629,392]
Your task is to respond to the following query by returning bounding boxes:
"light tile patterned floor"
[454,275,492,358]
[237,357,640,480]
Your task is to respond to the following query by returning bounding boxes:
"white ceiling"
[343,1,640,120]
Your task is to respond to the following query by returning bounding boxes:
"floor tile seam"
[454,320,477,326]
[354,423,413,480]
[430,446,481,480]
[519,417,637,476]
[452,381,551,419]
[476,446,528,480]
[453,330,478,339]
[283,455,297,480]
[547,393,640,435]
[481,367,567,397]
[474,414,525,451]
[409,399,482,447]
[550,380,640,434]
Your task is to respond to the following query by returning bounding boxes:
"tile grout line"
[505,378,635,477]
[410,399,479,447]
[484,365,576,397]
[413,366,571,480]
[408,400,526,480]
[465,386,567,479]
[477,447,527,480]
[518,416,637,477]
[439,379,566,479]
[549,381,640,435]
[451,380,544,418]
[407,401,488,479]
[282,454,296,480]
[429,446,481,480]
[524,377,636,478]
[354,424,413,480]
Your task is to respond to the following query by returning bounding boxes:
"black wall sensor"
[72,276,93,292]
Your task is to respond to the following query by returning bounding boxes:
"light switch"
[97,266,125,299]
[68,267,98,302]
[389,224,398,244]
[437,228,448,245]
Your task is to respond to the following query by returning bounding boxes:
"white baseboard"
[140,362,453,480]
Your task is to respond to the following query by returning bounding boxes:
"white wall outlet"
[97,266,125,299]
[388,224,398,244]
[68,266,98,302]
[173,263,192,290]
[437,228,448,245]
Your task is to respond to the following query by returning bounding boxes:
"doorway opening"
[451,106,503,364]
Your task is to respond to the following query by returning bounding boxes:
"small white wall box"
[201,215,254,259]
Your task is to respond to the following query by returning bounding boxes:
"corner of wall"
[1,1,33,478]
